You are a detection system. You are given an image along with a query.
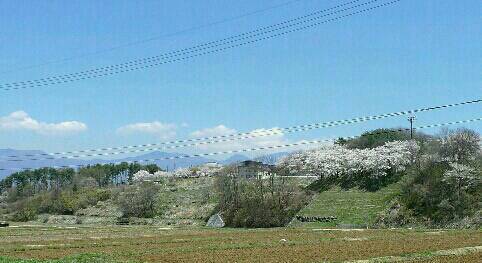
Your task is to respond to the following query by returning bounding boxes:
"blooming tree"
[170,168,192,178]
[132,170,169,182]
[154,170,168,177]
[442,163,479,191]
[277,141,419,190]
[132,170,157,182]
[194,163,223,177]
[440,128,480,164]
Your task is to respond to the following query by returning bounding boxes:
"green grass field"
[294,183,400,228]
[0,225,480,262]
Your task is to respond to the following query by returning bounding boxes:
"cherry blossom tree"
[442,163,479,196]
[132,170,156,182]
[170,168,192,178]
[277,140,419,190]
[440,128,480,164]
[194,163,223,177]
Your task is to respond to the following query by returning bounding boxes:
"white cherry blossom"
[277,141,419,180]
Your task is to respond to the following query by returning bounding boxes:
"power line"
[0,0,373,89]
[0,0,400,91]
[54,0,370,75]
[2,98,480,162]
[2,116,481,172]
[0,0,367,87]
[0,0,307,75]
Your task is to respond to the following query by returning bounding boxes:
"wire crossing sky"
[0,0,399,91]
[0,0,307,75]
[0,0,480,159]
[2,116,481,172]
[1,98,480,162]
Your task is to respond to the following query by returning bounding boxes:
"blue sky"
[0,0,481,158]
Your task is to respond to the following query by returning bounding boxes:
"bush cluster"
[399,161,480,226]
[115,183,161,218]
[381,128,481,227]
[9,188,111,221]
[215,171,310,228]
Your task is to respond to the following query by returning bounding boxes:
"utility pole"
[408,116,416,139]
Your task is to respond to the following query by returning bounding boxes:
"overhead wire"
[2,116,481,172]
[0,0,401,91]
[0,0,307,75]
[2,98,479,162]
[0,0,367,88]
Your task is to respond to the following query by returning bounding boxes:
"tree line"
[0,163,161,197]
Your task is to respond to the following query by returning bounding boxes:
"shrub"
[9,188,114,216]
[116,183,161,218]
[338,128,412,149]
[75,188,111,209]
[399,161,480,226]
[215,173,310,228]
[12,205,37,222]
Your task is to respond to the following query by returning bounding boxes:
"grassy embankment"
[293,183,401,228]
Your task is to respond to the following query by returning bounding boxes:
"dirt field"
[0,225,480,262]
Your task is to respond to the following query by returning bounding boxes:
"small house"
[236,160,275,179]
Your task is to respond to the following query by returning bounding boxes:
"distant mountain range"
[0,149,93,179]
[0,149,293,179]
[219,154,250,165]
[117,151,215,172]
[253,152,290,164]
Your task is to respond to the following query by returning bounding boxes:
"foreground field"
[0,225,480,262]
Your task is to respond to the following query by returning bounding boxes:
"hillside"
[293,183,401,228]
[15,177,218,227]
[0,176,317,226]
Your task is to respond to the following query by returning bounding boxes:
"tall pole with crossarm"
[408,116,416,139]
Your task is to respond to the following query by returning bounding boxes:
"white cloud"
[188,125,334,157]
[117,121,177,140]
[190,125,236,138]
[189,125,288,155]
[0,111,87,135]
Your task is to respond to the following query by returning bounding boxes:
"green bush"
[306,169,403,193]
[215,174,310,228]
[398,161,480,226]
[348,170,403,192]
[338,128,412,149]
[7,188,113,217]
[116,183,161,218]
[12,206,37,222]
[75,189,111,209]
